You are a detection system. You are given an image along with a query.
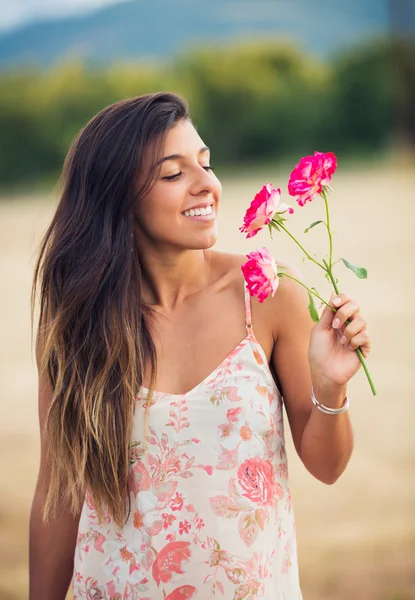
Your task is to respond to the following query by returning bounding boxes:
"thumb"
[318,291,337,330]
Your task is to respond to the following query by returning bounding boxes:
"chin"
[185,232,218,250]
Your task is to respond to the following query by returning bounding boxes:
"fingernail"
[340,335,347,344]
[332,297,342,306]
[332,318,340,328]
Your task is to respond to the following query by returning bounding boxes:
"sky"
[0,0,127,32]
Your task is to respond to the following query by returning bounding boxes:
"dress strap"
[244,282,254,336]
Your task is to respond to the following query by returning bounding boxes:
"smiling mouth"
[182,204,214,218]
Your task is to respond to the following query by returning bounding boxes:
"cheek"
[213,177,222,201]
[135,187,183,233]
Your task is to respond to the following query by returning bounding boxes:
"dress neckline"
[139,334,252,399]
[138,281,279,400]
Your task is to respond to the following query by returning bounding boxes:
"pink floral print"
[237,457,275,506]
[152,541,192,585]
[73,284,302,599]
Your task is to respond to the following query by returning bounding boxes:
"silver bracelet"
[311,387,350,415]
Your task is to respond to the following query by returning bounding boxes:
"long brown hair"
[31,92,190,527]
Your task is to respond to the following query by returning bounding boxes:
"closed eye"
[162,166,214,181]
[162,172,182,181]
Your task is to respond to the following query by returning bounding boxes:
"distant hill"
[0,0,388,69]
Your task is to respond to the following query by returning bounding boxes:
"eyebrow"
[154,146,210,168]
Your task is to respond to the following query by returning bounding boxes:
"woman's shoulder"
[209,250,307,333]
[209,249,303,298]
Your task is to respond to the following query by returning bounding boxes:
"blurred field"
[1,161,415,600]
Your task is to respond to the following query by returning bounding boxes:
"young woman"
[29,92,371,599]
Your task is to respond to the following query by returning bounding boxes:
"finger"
[338,316,367,345]
[319,292,352,330]
[318,293,340,329]
[331,300,360,330]
[348,330,371,357]
[331,292,350,309]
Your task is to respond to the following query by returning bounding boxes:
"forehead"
[162,120,206,155]
[136,120,207,190]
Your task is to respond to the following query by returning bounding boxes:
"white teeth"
[182,204,214,217]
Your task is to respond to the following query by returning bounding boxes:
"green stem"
[278,271,335,311]
[324,259,338,292]
[277,221,326,272]
[271,196,376,396]
[321,188,333,269]
[324,260,377,396]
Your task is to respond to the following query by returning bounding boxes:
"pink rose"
[241,248,279,303]
[152,541,192,586]
[288,151,337,206]
[237,457,275,506]
[240,183,293,238]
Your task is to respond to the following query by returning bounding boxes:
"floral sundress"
[73,282,303,599]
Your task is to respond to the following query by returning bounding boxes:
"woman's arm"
[29,331,82,600]
[270,265,370,484]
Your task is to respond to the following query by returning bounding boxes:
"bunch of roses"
[239,151,375,394]
[240,152,342,304]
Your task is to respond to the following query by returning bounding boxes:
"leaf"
[238,513,259,547]
[209,495,240,518]
[217,448,239,470]
[228,477,241,499]
[128,461,151,494]
[308,291,320,323]
[234,583,251,600]
[304,220,324,233]
[185,456,195,470]
[255,508,268,530]
[226,567,245,585]
[217,581,225,595]
[270,220,282,232]
[341,258,368,279]
[165,586,197,600]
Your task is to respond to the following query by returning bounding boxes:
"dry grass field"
[1,160,414,599]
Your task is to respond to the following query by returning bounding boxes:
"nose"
[189,165,219,197]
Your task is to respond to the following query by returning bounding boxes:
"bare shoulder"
[208,249,255,295]
[270,259,313,342]
[207,250,246,289]
[209,248,306,305]
[208,250,311,348]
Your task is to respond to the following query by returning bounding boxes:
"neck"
[139,245,213,309]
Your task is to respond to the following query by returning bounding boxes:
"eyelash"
[163,166,214,181]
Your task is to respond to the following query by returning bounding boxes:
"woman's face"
[134,119,221,251]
